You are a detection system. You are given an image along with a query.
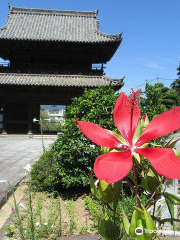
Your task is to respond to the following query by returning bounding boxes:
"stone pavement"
[0,135,56,208]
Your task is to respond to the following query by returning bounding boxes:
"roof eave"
[97,31,123,42]
[0,73,124,88]
[0,36,122,44]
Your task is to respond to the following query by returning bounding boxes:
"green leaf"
[99,180,109,191]
[129,207,157,240]
[173,148,180,158]
[90,175,98,198]
[122,209,130,235]
[161,192,180,230]
[165,138,180,148]
[129,210,138,238]
[144,115,150,127]
[90,176,114,203]
[160,217,180,224]
[142,168,161,193]
[165,138,172,147]
[97,182,112,203]
[137,218,146,240]
[143,206,156,238]
[101,147,110,154]
[98,219,120,240]
[163,192,180,205]
[133,206,144,214]
[165,196,175,230]
[112,181,122,211]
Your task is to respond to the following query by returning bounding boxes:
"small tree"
[141,83,178,120]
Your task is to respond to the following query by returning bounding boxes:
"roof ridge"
[9,6,98,17]
[96,31,123,40]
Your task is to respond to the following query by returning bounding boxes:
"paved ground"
[173,133,180,149]
[0,136,56,207]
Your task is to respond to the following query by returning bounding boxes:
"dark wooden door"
[6,102,29,133]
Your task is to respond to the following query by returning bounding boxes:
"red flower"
[76,90,180,184]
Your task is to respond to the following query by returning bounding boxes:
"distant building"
[46,109,65,122]
[0,6,124,134]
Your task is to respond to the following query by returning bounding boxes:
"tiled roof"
[0,6,122,43]
[0,73,124,87]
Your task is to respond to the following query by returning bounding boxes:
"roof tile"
[0,6,122,43]
[0,73,124,87]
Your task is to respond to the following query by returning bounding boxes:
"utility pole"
[157,74,159,83]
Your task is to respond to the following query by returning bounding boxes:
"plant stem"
[145,178,165,209]
[28,176,35,240]
[152,199,156,217]
[40,120,46,154]
[124,177,134,192]
[106,203,123,219]
[133,165,142,208]
[85,218,88,232]
[58,195,62,236]
[8,182,25,240]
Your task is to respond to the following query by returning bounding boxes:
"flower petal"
[135,147,180,179]
[113,93,141,145]
[76,120,122,148]
[94,151,133,184]
[136,107,180,147]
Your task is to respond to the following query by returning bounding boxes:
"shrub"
[31,150,61,191]
[31,86,119,190]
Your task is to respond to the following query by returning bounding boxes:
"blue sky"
[0,0,180,92]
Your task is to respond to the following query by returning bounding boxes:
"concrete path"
[173,133,180,150]
[0,136,56,208]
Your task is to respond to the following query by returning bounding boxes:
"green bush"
[31,150,61,191]
[31,86,119,190]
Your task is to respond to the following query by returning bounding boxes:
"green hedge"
[31,150,61,191]
[31,86,118,190]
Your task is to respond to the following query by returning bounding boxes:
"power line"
[124,76,177,93]
[159,78,177,81]
[124,78,156,93]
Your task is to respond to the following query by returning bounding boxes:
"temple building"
[0,6,124,134]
